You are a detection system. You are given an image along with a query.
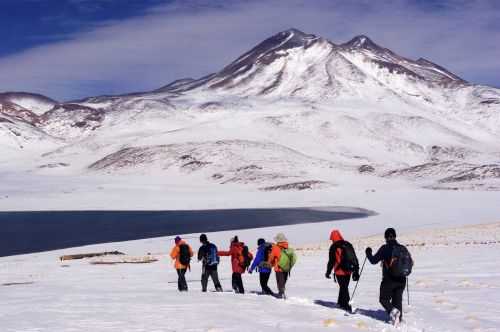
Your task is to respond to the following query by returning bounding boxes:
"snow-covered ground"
[2,220,499,332]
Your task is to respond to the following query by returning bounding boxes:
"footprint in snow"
[322,318,337,327]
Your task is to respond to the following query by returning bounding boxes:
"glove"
[352,271,360,281]
[365,247,372,257]
[325,272,331,279]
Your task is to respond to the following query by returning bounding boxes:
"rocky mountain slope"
[1,28,500,190]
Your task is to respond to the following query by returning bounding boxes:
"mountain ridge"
[1,28,499,191]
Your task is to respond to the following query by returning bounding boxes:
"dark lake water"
[0,207,374,257]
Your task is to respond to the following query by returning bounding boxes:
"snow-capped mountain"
[1,28,500,190]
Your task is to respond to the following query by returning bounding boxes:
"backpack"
[278,247,297,273]
[333,240,359,273]
[387,244,413,278]
[258,243,273,269]
[206,243,220,266]
[240,245,253,269]
[179,243,191,266]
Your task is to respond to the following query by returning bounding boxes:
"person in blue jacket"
[248,238,274,295]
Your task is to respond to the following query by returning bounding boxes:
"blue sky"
[1,0,167,58]
[0,0,499,101]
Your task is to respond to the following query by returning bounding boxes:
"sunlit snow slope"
[1,28,500,193]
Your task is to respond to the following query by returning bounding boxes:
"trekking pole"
[350,256,367,303]
[406,277,410,306]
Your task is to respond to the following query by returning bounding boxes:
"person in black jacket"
[365,228,406,325]
[197,234,223,292]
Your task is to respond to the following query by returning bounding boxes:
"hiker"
[268,233,297,299]
[197,234,223,292]
[325,230,360,312]
[170,236,193,292]
[218,236,253,294]
[366,228,413,326]
[248,238,274,295]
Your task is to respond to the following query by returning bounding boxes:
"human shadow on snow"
[314,300,338,309]
[314,300,387,323]
[355,308,388,322]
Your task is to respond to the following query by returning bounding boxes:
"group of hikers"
[170,232,296,299]
[170,227,413,326]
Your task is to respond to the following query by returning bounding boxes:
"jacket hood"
[330,230,344,242]
[231,242,244,249]
[277,241,289,249]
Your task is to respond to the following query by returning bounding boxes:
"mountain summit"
[1,28,499,192]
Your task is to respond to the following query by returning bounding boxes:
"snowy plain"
[1,217,499,332]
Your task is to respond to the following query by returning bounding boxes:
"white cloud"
[0,0,499,100]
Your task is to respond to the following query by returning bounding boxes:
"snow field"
[1,222,500,332]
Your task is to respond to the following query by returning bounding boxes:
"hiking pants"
[259,271,274,295]
[336,274,351,309]
[176,269,188,291]
[232,272,244,294]
[380,278,406,319]
[276,271,288,298]
[201,266,222,292]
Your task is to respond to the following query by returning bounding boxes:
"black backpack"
[179,243,191,266]
[241,245,252,269]
[258,243,273,269]
[333,240,359,273]
[263,243,273,262]
[387,244,413,278]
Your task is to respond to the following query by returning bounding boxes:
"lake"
[0,207,374,256]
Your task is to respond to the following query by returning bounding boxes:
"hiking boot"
[389,308,401,326]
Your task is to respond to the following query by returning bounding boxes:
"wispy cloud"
[0,0,499,100]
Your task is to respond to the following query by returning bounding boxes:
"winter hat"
[384,228,397,239]
[232,236,239,243]
[330,230,344,242]
[274,233,288,243]
[257,238,265,246]
[199,234,208,243]
[174,236,182,244]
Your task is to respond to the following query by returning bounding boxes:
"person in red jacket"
[218,236,253,294]
[170,236,193,291]
[325,230,359,312]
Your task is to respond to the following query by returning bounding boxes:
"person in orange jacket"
[268,232,291,299]
[170,236,193,292]
[325,230,360,312]
[218,236,253,293]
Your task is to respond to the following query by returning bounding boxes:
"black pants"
[232,272,244,294]
[259,272,274,295]
[380,278,406,319]
[176,269,188,291]
[336,274,351,310]
[276,271,288,298]
[201,266,222,292]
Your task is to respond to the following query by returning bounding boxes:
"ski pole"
[350,256,367,303]
[406,277,410,306]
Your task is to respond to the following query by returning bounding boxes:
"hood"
[277,241,289,249]
[231,242,244,249]
[330,230,344,242]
